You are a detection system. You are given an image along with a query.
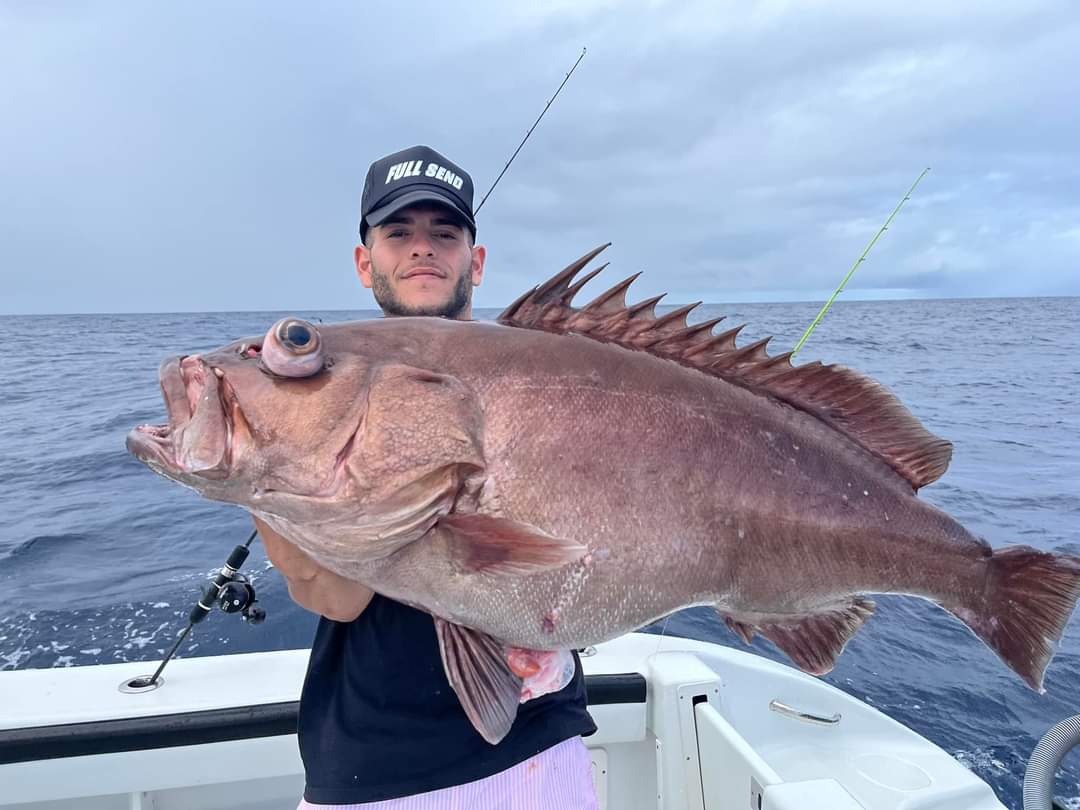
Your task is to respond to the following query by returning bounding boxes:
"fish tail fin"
[946,546,1080,692]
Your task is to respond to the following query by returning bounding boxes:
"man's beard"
[370,263,472,319]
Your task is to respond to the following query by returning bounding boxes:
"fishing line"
[792,168,931,357]
[653,615,672,657]
[475,47,587,214]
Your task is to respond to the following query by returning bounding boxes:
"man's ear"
[355,244,374,289]
[470,244,486,287]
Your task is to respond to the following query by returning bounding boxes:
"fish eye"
[262,318,325,378]
[277,319,319,355]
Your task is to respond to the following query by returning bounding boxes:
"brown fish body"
[324,318,989,652]
[128,248,1080,742]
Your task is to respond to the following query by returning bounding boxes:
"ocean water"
[1,297,1078,808]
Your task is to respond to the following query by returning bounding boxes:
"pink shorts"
[298,736,598,810]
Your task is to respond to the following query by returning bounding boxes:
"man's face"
[355,204,486,320]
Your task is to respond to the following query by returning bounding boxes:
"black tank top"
[298,594,597,804]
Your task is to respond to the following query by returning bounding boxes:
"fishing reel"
[121,531,266,693]
[205,572,265,624]
[191,543,266,625]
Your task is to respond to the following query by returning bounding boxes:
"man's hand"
[507,648,577,703]
[253,516,374,622]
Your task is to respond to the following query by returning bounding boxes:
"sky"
[2,1,1078,315]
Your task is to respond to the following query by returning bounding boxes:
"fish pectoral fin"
[434,618,522,745]
[437,513,588,576]
[719,597,875,676]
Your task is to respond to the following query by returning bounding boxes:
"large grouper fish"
[128,245,1080,744]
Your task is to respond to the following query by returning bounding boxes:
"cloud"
[1,0,1078,313]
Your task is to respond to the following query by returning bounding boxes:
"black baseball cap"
[359,145,476,242]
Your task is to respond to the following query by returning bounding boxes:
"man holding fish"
[128,146,1080,808]
[254,145,599,808]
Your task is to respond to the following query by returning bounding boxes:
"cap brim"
[365,188,476,235]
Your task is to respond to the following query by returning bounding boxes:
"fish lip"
[126,356,188,471]
[127,356,243,480]
[125,422,177,471]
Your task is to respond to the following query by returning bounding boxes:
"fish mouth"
[127,355,245,481]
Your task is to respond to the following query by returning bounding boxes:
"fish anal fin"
[434,618,522,745]
[718,597,875,676]
[497,248,952,490]
[437,513,588,576]
[723,616,756,645]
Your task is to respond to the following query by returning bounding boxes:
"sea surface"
[1,297,1078,808]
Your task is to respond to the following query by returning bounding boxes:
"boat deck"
[0,634,1006,809]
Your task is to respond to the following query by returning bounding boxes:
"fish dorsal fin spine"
[497,245,952,490]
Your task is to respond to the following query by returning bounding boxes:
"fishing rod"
[121,529,264,692]
[475,47,587,214]
[122,52,589,694]
[791,167,931,357]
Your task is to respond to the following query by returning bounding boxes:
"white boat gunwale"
[0,633,1010,810]
[0,672,647,765]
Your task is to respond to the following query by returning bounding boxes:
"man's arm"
[253,516,374,622]
[257,516,573,701]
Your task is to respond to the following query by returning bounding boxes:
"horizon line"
[5,291,1079,318]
